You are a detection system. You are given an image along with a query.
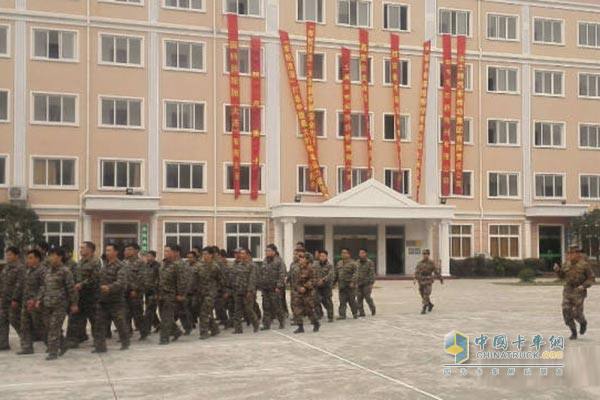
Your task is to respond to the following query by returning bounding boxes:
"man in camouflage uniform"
[0,246,25,350]
[258,244,286,330]
[355,248,376,317]
[290,253,320,333]
[143,251,161,333]
[214,248,232,328]
[554,245,596,340]
[191,247,222,339]
[17,250,46,355]
[231,248,259,334]
[181,251,197,335]
[93,244,130,353]
[124,243,147,340]
[158,244,186,345]
[336,248,358,320]
[313,250,335,322]
[414,249,443,314]
[66,241,100,349]
[36,247,78,360]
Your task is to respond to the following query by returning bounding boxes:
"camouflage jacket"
[0,261,25,304]
[217,259,233,292]
[124,256,146,294]
[64,259,77,276]
[97,260,128,303]
[336,259,357,289]
[74,256,101,299]
[143,260,160,294]
[288,261,300,287]
[312,260,335,288]
[158,259,187,301]
[289,263,315,295]
[258,256,286,290]
[191,260,222,298]
[557,260,596,290]
[231,260,257,294]
[38,263,78,309]
[20,265,46,303]
[355,258,376,286]
[414,259,442,285]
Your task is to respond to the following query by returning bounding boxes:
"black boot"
[421,305,427,315]
[278,320,285,329]
[569,325,578,340]
[233,327,243,334]
[260,325,271,331]
[17,349,34,355]
[313,321,320,332]
[46,354,58,361]
[428,303,434,312]
[580,321,587,335]
[293,324,305,334]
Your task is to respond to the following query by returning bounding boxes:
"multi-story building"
[1,0,599,276]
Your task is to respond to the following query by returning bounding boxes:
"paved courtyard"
[0,279,598,400]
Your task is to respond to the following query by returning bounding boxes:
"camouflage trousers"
[158,299,183,342]
[214,290,229,324]
[356,284,376,315]
[292,290,317,325]
[143,292,160,333]
[314,286,334,320]
[126,295,146,337]
[20,306,45,352]
[260,289,284,328]
[43,306,66,356]
[418,283,432,306]
[93,301,130,351]
[196,294,218,336]
[66,300,95,347]
[338,286,357,318]
[233,292,258,331]
[0,302,20,349]
[562,287,587,327]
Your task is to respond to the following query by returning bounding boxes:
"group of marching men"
[0,240,378,360]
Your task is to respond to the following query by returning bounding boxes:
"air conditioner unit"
[9,186,27,202]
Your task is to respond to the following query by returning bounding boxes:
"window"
[165,222,205,255]
[534,17,563,45]
[383,59,409,86]
[384,168,410,195]
[337,167,370,192]
[33,29,76,61]
[102,0,142,3]
[383,3,409,31]
[487,66,518,93]
[101,97,142,128]
[438,63,472,90]
[579,73,600,98]
[337,112,372,138]
[337,55,372,83]
[43,221,76,250]
[225,46,263,75]
[489,225,520,258]
[32,157,76,188]
[225,163,263,192]
[164,0,203,11]
[581,175,600,199]
[164,40,204,71]
[580,124,600,149]
[487,14,517,41]
[32,93,77,125]
[297,0,324,23]
[165,162,205,191]
[297,166,326,194]
[0,25,7,56]
[337,0,371,28]
[225,0,261,17]
[297,109,326,138]
[534,121,564,148]
[225,105,263,134]
[441,171,473,197]
[488,119,518,146]
[488,172,519,198]
[165,101,205,131]
[439,9,470,36]
[0,156,6,186]
[100,159,142,189]
[450,225,472,259]
[383,114,409,141]
[534,70,563,96]
[225,222,263,259]
[297,52,325,80]
[535,174,564,199]
[438,117,472,144]
[579,22,600,48]
[0,90,7,121]
[100,34,142,66]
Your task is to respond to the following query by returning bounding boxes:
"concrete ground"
[0,279,598,400]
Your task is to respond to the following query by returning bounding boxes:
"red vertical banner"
[279,30,330,197]
[359,29,372,178]
[415,41,431,203]
[250,37,261,200]
[341,47,353,192]
[227,15,242,198]
[305,22,318,191]
[390,34,403,192]
[453,36,466,196]
[441,34,453,198]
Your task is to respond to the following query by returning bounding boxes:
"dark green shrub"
[518,268,536,283]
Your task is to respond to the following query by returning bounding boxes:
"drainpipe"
[477,0,484,255]
[212,2,218,245]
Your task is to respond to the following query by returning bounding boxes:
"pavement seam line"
[272,330,445,400]
[98,354,118,400]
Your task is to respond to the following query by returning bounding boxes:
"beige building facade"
[1,0,599,276]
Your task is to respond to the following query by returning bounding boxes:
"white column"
[150,213,159,251]
[325,223,334,260]
[13,8,27,188]
[147,3,160,197]
[426,221,435,253]
[424,0,439,205]
[281,217,296,267]
[83,214,92,242]
[273,220,283,252]
[439,219,450,276]
[376,223,386,276]
[265,0,281,207]
[522,5,532,209]
[524,220,532,259]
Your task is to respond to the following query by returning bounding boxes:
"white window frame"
[98,95,145,129]
[382,2,410,32]
[164,221,206,254]
[98,32,144,68]
[438,116,474,145]
[383,168,411,196]
[163,0,205,12]
[533,120,566,149]
[441,170,474,199]
[534,172,566,200]
[31,27,79,63]
[296,0,325,24]
[41,220,78,254]
[382,58,411,87]
[578,21,600,49]
[578,73,600,99]
[98,0,144,5]
[30,156,78,190]
[163,39,206,73]
[382,113,411,142]
[296,108,327,139]
[98,158,144,191]
[296,50,327,82]
[223,162,266,194]
[487,118,520,147]
[336,110,374,140]
[296,165,328,196]
[487,171,520,199]
[336,54,374,85]
[489,224,521,259]
[336,166,373,194]
[579,122,600,150]
[580,174,600,200]
[30,91,79,126]
[487,65,520,94]
[163,160,207,193]
[223,0,263,18]
[163,99,206,133]
[0,88,10,123]
[486,13,519,42]
[223,103,265,135]
[449,224,474,259]
[438,62,473,91]
[438,8,472,37]
[0,24,10,58]
[533,69,565,97]
[533,17,565,46]
[223,221,264,261]
[223,44,265,76]
[0,154,9,188]
[336,0,372,29]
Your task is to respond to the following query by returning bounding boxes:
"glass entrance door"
[386,226,405,274]
[539,225,562,270]
[333,225,377,264]
[103,222,139,253]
